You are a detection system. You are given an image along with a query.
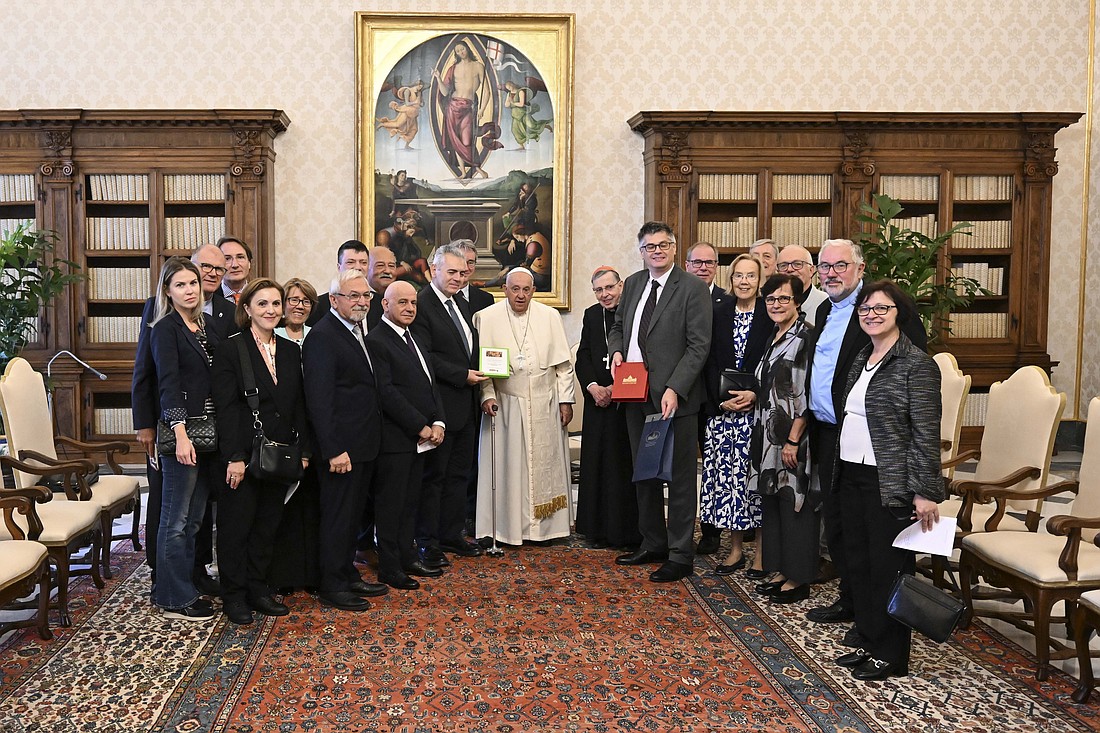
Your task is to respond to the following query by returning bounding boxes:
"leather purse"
[235,337,303,484]
[157,411,218,454]
[719,368,758,396]
[886,573,965,643]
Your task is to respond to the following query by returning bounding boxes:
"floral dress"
[700,309,761,530]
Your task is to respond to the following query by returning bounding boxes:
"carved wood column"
[838,130,875,240]
[651,129,693,254]
[1016,125,1059,371]
[228,128,274,278]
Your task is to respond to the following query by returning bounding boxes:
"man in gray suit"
[608,221,713,582]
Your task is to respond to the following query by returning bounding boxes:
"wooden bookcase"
[0,109,289,455]
[629,111,1082,448]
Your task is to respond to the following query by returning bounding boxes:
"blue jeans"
[153,453,211,609]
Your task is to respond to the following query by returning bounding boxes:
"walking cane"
[486,406,505,557]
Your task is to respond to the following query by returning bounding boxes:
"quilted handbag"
[157,411,217,455]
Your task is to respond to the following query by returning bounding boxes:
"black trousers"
[760,493,820,586]
[376,451,424,576]
[318,459,375,593]
[216,473,286,603]
[145,456,216,578]
[837,461,915,668]
[811,421,852,611]
[417,419,476,549]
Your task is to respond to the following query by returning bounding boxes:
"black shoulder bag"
[235,337,304,484]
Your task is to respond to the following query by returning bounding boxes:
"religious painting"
[357,13,575,308]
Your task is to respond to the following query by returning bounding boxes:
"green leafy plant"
[0,224,84,373]
[854,193,985,343]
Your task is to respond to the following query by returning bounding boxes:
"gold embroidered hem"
[533,494,568,520]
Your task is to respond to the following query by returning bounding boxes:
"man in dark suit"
[302,268,389,611]
[411,243,487,565]
[367,281,448,589]
[684,241,727,555]
[805,238,928,635]
[608,221,713,583]
[217,236,253,304]
[306,240,371,327]
[132,243,236,595]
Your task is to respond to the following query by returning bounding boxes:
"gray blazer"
[608,266,712,416]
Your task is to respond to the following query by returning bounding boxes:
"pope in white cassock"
[474,268,575,544]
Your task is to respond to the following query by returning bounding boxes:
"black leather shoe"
[193,572,221,597]
[403,561,444,578]
[441,539,485,557]
[616,549,669,566]
[851,658,907,680]
[714,556,747,575]
[694,535,721,555]
[806,600,855,623]
[745,568,770,581]
[770,584,810,604]
[836,648,872,668]
[380,572,420,590]
[224,600,254,625]
[755,580,784,596]
[841,626,866,648]
[419,547,451,568]
[249,595,289,616]
[649,561,693,583]
[318,591,370,611]
[347,580,389,597]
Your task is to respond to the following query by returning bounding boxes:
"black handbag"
[886,573,965,643]
[719,368,759,396]
[157,408,218,455]
[235,337,303,484]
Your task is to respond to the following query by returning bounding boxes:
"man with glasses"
[776,244,827,327]
[217,237,253,303]
[806,239,926,642]
[307,240,372,327]
[608,222,712,583]
[749,239,779,278]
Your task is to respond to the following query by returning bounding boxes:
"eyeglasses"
[286,297,312,307]
[817,261,851,274]
[777,261,812,272]
[592,283,620,295]
[731,272,758,281]
[686,258,717,268]
[764,295,794,305]
[639,241,674,253]
[198,263,227,276]
[335,291,373,303]
[857,304,898,316]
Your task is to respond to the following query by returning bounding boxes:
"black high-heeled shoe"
[714,556,747,575]
[755,579,784,596]
[745,567,769,581]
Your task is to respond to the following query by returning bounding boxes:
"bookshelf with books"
[0,109,288,453]
[630,111,1081,448]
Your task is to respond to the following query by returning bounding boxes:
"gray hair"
[749,238,778,258]
[432,242,470,268]
[818,239,864,265]
[329,267,368,296]
[451,238,477,255]
[686,241,718,260]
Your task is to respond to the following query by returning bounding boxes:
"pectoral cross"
[602,353,611,370]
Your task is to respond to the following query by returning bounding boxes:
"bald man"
[776,245,827,327]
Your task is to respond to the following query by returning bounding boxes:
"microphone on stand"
[47,350,107,381]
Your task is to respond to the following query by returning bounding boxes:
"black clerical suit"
[302,311,383,594]
[366,320,445,578]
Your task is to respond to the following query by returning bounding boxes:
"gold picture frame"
[356,12,575,309]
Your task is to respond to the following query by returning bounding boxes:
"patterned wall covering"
[0,0,1092,414]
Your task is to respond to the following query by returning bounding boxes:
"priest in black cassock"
[574,267,641,549]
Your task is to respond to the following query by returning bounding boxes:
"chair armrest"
[1048,514,1100,536]
[0,486,51,541]
[972,477,1078,504]
[952,466,1042,497]
[1042,514,1100,580]
[942,449,981,470]
[0,455,93,501]
[55,436,130,474]
[18,448,97,474]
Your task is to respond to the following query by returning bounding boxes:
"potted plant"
[854,193,985,343]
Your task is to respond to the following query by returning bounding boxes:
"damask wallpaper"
[0,0,1093,414]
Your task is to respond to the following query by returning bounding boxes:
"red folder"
[612,362,650,402]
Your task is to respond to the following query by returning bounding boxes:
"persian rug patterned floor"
[1,541,1098,733]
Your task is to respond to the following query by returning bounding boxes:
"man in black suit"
[306,240,371,327]
[411,243,488,566]
[684,241,727,555]
[367,281,448,590]
[217,236,253,304]
[302,268,389,611]
[608,222,713,583]
[132,243,236,595]
[805,239,928,635]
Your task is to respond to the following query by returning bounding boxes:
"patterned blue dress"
[700,309,762,530]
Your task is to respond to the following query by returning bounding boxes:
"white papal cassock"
[474,299,575,544]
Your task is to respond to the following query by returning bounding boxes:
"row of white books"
[949,312,1008,340]
[771,216,830,246]
[697,218,758,247]
[893,214,938,237]
[87,174,149,202]
[86,216,150,251]
[165,216,226,250]
[94,408,134,436]
[88,268,151,301]
[164,174,226,202]
[955,175,1013,201]
[962,392,990,427]
[951,263,1005,296]
[879,175,939,201]
[0,174,34,203]
[772,174,832,201]
[0,218,35,237]
[87,315,143,343]
[954,219,1011,248]
[698,173,757,201]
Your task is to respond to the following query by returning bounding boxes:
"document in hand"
[632,412,674,482]
[891,516,957,557]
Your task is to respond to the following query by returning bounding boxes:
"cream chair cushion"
[0,500,99,545]
[1079,588,1100,615]
[934,352,970,475]
[0,540,49,587]
[961,532,1100,584]
[53,474,140,510]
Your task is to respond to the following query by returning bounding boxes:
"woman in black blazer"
[212,278,311,626]
[149,257,222,620]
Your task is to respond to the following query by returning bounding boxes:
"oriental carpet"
[0,540,1097,732]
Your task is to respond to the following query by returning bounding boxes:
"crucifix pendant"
[602,353,611,370]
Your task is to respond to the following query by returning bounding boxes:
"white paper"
[417,441,438,454]
[892,516,957,557]
[283,481,300,505]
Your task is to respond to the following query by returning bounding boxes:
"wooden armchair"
[0,357,140,579]
[933,352,970,480]
[1071,562,1100,703]
[958,396,1100,681]
[0,486,53,640]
